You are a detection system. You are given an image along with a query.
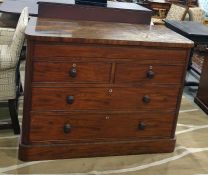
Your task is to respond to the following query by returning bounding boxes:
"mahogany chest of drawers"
[19,17,193,161]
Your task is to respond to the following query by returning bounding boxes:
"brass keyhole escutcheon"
[108,88,113,96]
[105,116,110,120]
[72,63,77,67]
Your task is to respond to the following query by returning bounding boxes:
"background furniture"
[0,0,38,16]
[152,3,188,24]
[189,7,205,23]
[188,7,206,77]
[164,18,208,115]
[0,13,19,28]
[186,0,198,6]
[38,1,152,24]
[75,0,107,6]
[147,0,171,17]
[0,0,72,16]
[0,7,28,134]
[0,0,151,17]
[164,20,208,75]
[195,50,208,114]
[166,3,188,19]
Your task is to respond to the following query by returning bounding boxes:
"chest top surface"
[26,17,193,48]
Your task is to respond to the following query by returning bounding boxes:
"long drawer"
[29,112,174,142]
[31,86,180,111]
[33,44,187,63]
[33,61,111,83]
[115,63,184,84]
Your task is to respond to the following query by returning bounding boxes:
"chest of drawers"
[19,17,193,161]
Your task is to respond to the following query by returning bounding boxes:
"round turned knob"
[69,68,77,78]
[143,95,151,103]
[138,122,146,130]
[146,70,155,79]
[63,124,71,133]
[66,96,74,104]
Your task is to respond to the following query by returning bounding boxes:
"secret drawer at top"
[33,62,111,83]
[33,44,188,63]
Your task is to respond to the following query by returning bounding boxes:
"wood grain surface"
[31,86,180,111]
[33,61,111,83]
[19,17,192,161]
[19,138,176,161]
[33,43,189,60]
[29,111,174,142]
[26,17,193,48]
[115,63,184,84]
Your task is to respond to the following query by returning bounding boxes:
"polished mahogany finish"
[115,63,184,84]
[19,17,193,161]
[33,62,111,83]
[38,1,152,24]
[29,112,175,142]
[19,138,176,161]
[31,86,180,111]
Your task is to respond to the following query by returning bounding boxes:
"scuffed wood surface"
[26,17,193,48]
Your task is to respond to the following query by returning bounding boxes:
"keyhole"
[106,116,110,120]
[72,63,76,67]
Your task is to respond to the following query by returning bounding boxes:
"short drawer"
[29,112,174,142]
[115,63,184,84]
[33,62,111,83]
[31,86,180,111]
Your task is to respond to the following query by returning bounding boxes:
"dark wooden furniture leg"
[0,120,12,130]
[0,102,12,130]
[184,47,199,87]
[195,54,208,114]
[8,99,20,134]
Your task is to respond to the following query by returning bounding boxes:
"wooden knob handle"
[146,70,154,79]
[63,124,71,133]
[66,96,74,104]
[69,68,77,78]
[138,122,146,130]
[143,95,151,103]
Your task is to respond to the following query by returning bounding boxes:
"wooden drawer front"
[33,62,111,83]
[34,44,187,63]
[29,112,174,142]
[115,63,184,84]
[31,87,179,111]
